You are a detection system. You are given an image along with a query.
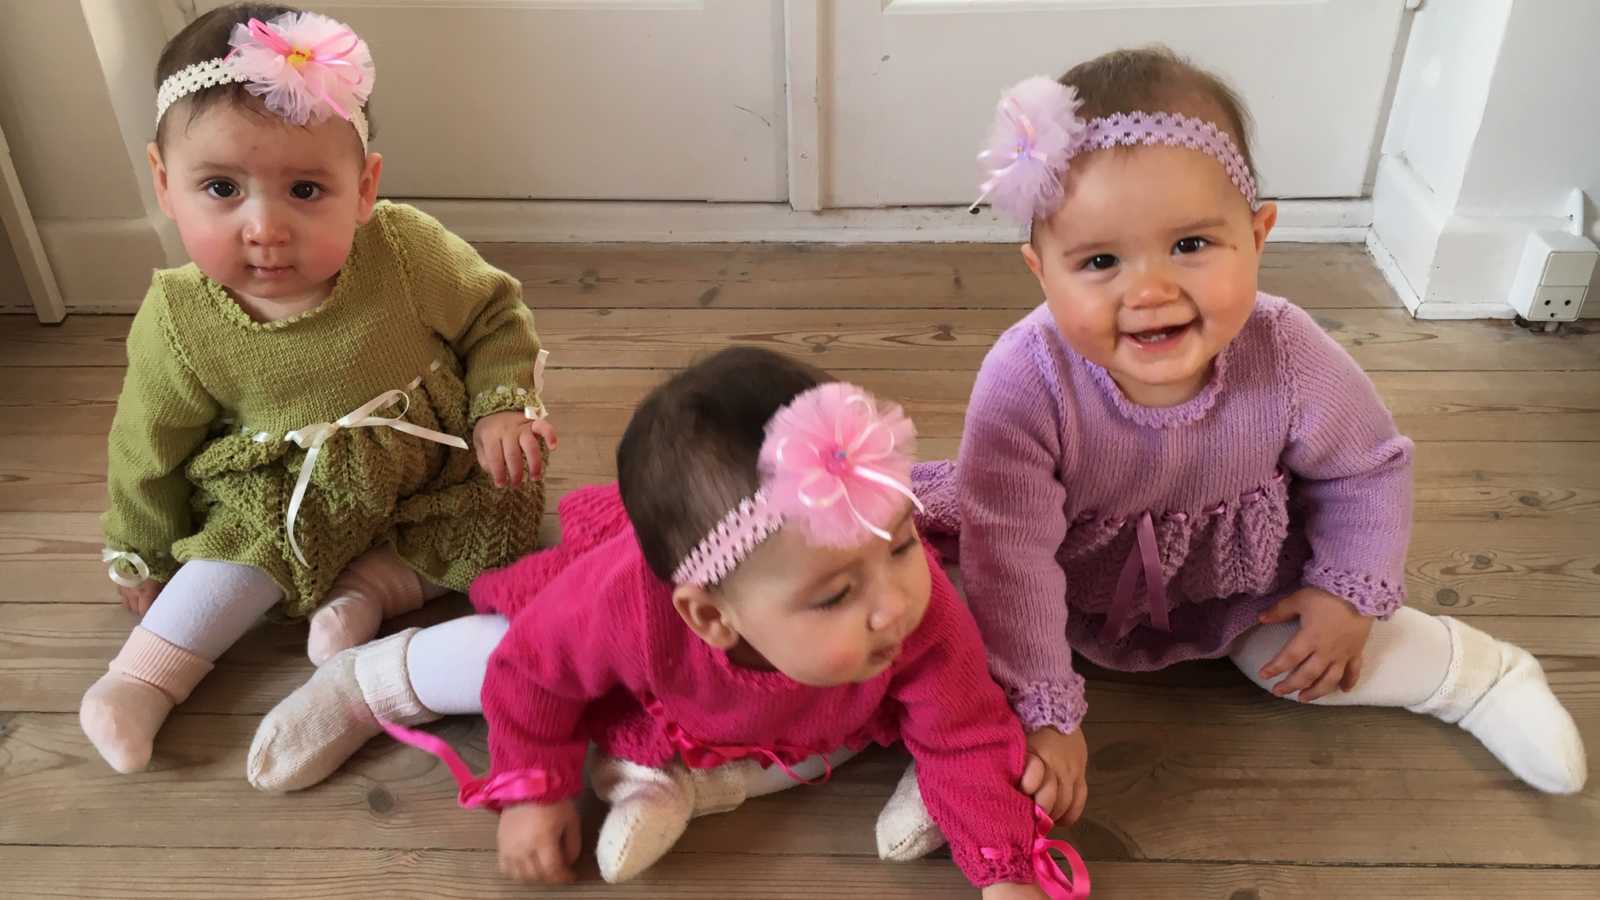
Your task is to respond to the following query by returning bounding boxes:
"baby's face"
[148,101,381,321]
[1024,142,1277,408]
[714,504,931,687]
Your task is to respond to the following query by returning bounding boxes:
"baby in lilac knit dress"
[876,46,1586,859]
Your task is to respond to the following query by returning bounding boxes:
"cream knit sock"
[875,761,946,861]
[592,757,753,883]
[248,628,436,791]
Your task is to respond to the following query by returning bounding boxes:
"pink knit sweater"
[914,294,1414,734]
[467,483,1039,888]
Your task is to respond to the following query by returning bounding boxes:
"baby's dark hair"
[618,347,829,583]
[1061,45,1256,183]
[154,3,376,148]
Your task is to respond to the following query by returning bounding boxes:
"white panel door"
[191,0,788,201]
[820,0,1409,207]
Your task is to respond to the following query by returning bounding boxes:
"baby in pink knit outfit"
[875,47,1586,858]
[250,347,1085,898]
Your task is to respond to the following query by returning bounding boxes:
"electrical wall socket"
[1509,230,1598,322]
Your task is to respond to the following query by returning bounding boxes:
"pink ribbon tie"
[382,721,556,811]
[981,806,1090,899]
[645,697,833,786]
[1102,511,1168,642]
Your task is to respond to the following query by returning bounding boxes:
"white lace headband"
[156,11,375,151]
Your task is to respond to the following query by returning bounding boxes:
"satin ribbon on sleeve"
[101,549,151,588]
[981,805,1091,899]
[382,721,558,811]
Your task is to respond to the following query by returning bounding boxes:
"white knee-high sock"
[1231,607,1587,793]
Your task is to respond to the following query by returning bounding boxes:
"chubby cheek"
[1047,299,1118,362]
[784,631,867,686]
[298,226,357,282]
[175,218,242,282]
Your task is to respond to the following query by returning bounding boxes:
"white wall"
[1370,0,1600,317]
[0,0,167,311]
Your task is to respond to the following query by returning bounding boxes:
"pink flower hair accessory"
[671,383,924,588]
[971,75,1259,224]
[155,11,375,150]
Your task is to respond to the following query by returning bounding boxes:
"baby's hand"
[117,580,162,616]
[1258,586,1373,702]
[981,882,1050,900]
[497,799,581,884]
[1021,725,1088,825]
[473,411,558,488]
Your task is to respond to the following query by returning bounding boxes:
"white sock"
[591,758,703,884]
[592,747,855,883]
[247,628,435,792]
[876,761,946,861]
[1232,608,1588,793]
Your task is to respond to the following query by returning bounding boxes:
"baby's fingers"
[519,430,545,481]
[1260,633,1314,682]
[1020,754,1048,796]
[1274,654,1328,698]
[1298,661,1346,703]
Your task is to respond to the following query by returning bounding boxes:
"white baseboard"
[43,198,1375,315]
[409,197,1372,245]
[1364,228,1424,315]
[37,216,166,314]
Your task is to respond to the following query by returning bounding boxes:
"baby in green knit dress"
[80,3,557,775]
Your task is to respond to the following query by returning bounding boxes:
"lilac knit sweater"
[914,294,1413,734]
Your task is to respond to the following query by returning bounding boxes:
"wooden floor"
[2,242,1598,898]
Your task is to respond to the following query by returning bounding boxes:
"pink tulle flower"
[760,383,922,548]
[227,12,374,125]
[974,76,1086,224]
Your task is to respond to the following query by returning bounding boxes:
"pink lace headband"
[671,383,924,588]
[156,11,375,150]
[971,75,1258,224]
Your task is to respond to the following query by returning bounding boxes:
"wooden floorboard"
[1,243,1595,896]
[3,847,1595,900]
[5,307,1599,373]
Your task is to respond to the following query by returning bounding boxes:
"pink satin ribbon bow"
[982,805,1091,899]
[382,721,557,811]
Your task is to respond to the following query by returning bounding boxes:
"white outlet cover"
[1543,250,1599,287]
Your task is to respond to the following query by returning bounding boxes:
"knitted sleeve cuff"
[1009,676,1088,734]
[469,385,545,424]
[955,843,1036,890]
[1304,565,1406,619]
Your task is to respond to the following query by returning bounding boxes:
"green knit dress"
[102,201,547,617]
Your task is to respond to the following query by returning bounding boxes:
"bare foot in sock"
[249,628,434,791]
[79,672,175,774]
[306,548,443,665]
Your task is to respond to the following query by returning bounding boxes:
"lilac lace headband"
[971,75,1258,224]
[671,383,923,588]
